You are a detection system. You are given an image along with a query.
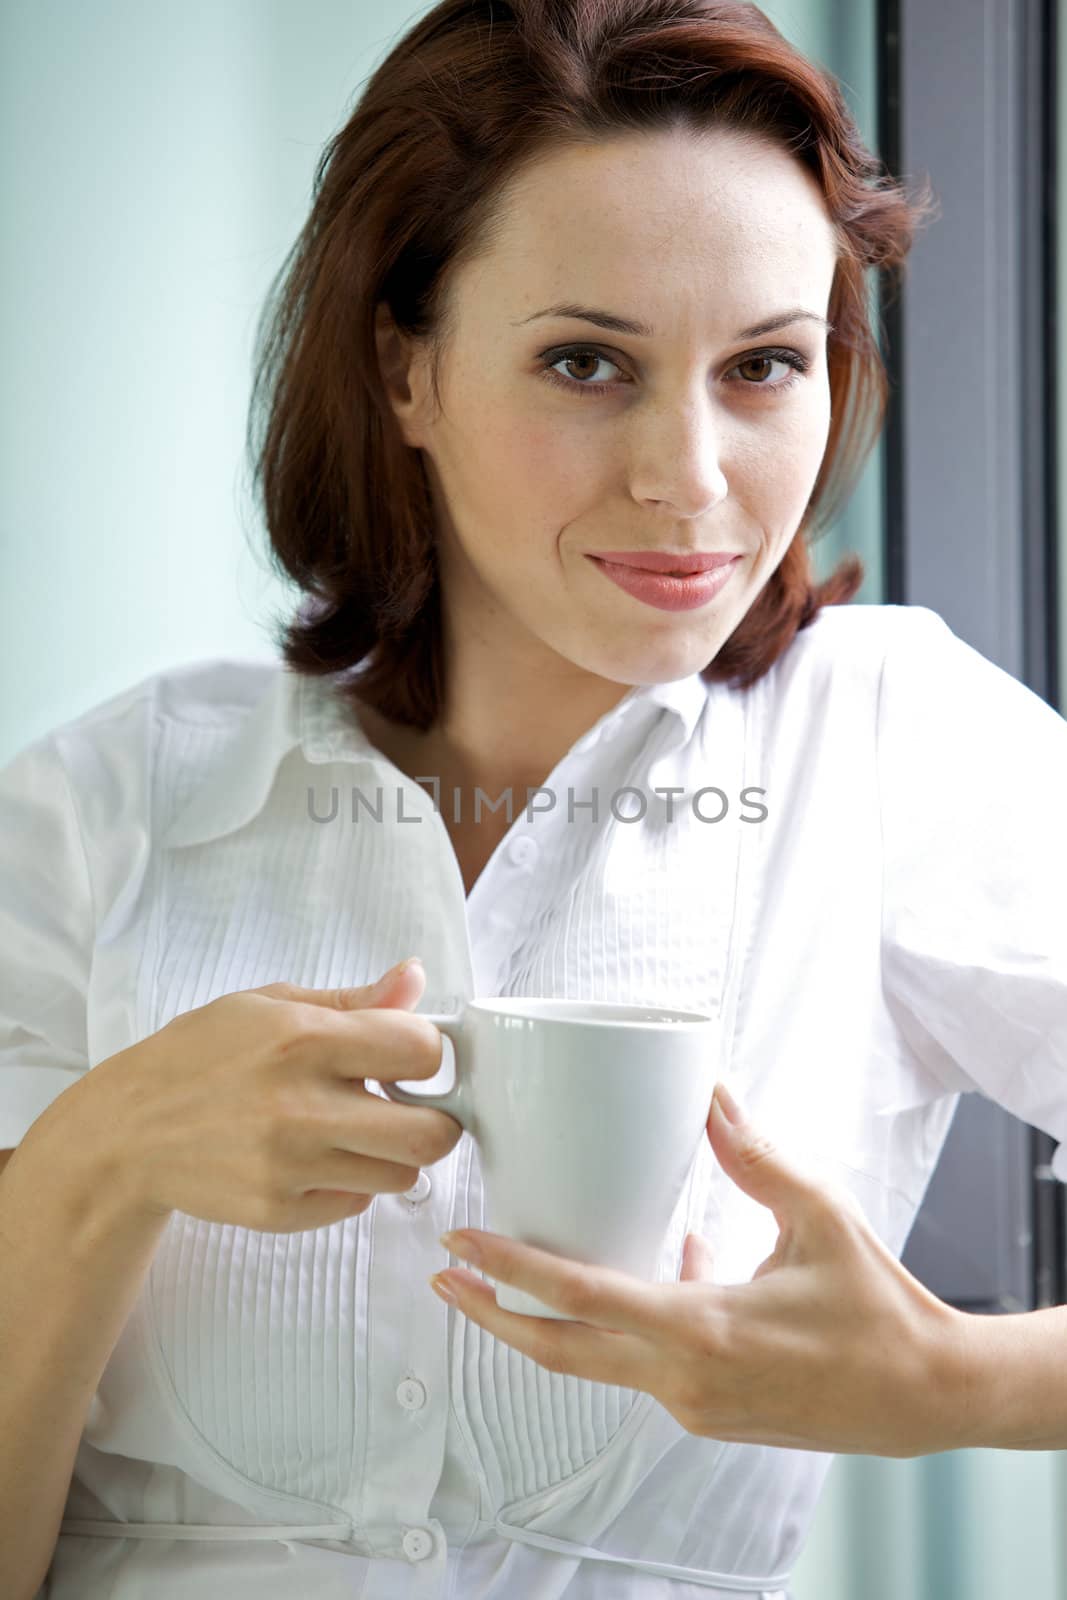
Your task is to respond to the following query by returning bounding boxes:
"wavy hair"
[247,0,937,729]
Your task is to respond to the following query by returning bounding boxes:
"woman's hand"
[430,1081,973,1459]
[78,956,464,1235]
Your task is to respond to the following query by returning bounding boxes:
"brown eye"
[736,356,777,384]
[542,348,622,391]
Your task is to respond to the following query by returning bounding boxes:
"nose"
[629,396,730,517]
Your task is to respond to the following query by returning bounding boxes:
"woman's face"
[378,123,839,696]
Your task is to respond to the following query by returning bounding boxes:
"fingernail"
[429,1273,457,1304]
[713,1080,745,1126]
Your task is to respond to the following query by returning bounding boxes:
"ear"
[374,302,431,449]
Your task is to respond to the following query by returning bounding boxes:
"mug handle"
[377,1011,471,1130]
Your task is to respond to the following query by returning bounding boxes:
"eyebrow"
[511,302,834,340]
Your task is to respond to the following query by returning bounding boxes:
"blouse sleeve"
[0,731,95,1149]
[877,605,1067,1177]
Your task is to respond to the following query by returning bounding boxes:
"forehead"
[467,125,838,314]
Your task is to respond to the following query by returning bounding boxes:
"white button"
[508,835,538,866]
[402,1170,431,1204]
[402,1527,435,1561]
[396,1377,427,1411]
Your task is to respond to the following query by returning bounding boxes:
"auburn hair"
[247,0,937,731]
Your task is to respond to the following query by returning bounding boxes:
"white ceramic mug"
[380,998,719,1319]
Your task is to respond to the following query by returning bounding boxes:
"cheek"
[461,415,567,514]
[497,416,595,484]
[793,382,832,473]
[740,401,828,501]
[485,422,604,536]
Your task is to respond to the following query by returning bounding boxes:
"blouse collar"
[162,660,711,851]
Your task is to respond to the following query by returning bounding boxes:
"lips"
[587,554,739,612]
[585,550,741,575]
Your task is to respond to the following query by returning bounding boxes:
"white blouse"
[3,602,1066,1600]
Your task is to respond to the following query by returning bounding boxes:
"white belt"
[58,1514,793,1594]
[495,1517,793,1592]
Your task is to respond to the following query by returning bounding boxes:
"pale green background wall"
[2,3,1064,1593]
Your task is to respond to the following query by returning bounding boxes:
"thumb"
[706,1079,818,1219]
[257,957,427,1011]
[362,956,426,1007]
[679,1229,717,1285]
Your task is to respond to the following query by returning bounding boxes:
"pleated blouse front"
[3,601,1066,1599]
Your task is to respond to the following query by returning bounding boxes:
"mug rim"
[463,997,717,1028]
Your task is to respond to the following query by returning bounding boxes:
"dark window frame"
[880,0,1065,1313]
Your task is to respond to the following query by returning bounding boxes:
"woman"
[2,1,1065,1596]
